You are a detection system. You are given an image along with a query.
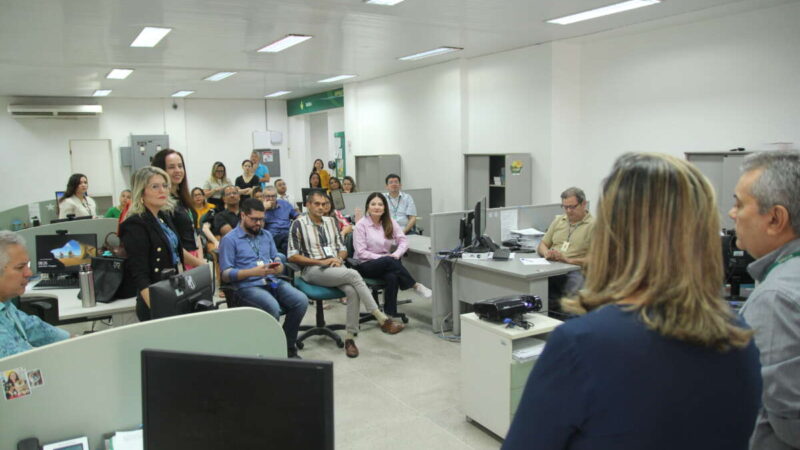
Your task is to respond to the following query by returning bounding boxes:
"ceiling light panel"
[106,69,133,79]
[171,90,194,97]
[265,91,292,98]
[317,75,357,83]
[93,90,112,97]
[365,0,405,5]
[130,27,172,47]
[399,47,463,61]
[547,0,660,25]
[258,35,312,53]
[204,72,237,81]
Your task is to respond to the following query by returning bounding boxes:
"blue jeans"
[237,280,308,349]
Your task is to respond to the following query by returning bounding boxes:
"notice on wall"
[500,209,518,241]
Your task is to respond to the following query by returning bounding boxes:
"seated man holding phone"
[219,198,308,358]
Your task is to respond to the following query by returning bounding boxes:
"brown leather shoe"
[380,318,405,335]
[345,339,359,358]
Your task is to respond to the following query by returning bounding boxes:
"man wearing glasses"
[219,198,308,359]
[538,187,595,314]
[262,186,298,255]
[213,185,241,238]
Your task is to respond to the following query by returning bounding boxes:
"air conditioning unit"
[7,104,103,118]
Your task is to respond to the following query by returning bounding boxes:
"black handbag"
[77,256,130,303]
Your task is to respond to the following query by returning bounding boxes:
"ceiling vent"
[7,104,103,118]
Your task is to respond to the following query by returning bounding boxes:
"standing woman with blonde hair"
[119,166,184,321]
[503,153,761,450]
[203,161,231,210]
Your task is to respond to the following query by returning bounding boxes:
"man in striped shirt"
[288,190,404,358]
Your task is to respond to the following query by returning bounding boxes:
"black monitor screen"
[35,234,97,273]
[142,350,334,450]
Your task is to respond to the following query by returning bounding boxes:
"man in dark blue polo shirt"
[219,198,308,358]
[263,186,298,255]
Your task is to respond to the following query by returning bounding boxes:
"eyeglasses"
[264,195,277,199]
[244,215,265,223]
[561,203,580,211]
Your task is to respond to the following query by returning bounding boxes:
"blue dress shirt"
[1,299,69,358]
[255,164,270,189]
[503,304,762,450]
[218,225,280,289]
[264,199,298,236]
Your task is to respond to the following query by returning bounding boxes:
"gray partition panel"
[1,196,113,232]
[342,188,432,236]
[16,218,119,275]
[517,203,562,232]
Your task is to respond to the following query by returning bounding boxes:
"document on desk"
[519,257,550,266]
[108,429,143,450]
[500,209,518,241]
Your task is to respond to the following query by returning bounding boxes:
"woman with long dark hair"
[309,171,322,189]
[235,159,260,201]
[352,192,432,316]
[503,153,762,450]
[342,176,357,193]
[58,173,97,218]
[151,149,205,268]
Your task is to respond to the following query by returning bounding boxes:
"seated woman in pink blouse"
[353,193,432,316]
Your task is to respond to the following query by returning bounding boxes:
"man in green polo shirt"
[538,187,594,315]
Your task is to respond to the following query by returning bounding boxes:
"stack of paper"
[510,228,545,250]
[512,339,546,362]
[106,429,143,450]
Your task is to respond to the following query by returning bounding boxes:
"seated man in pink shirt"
[352,192,432,316]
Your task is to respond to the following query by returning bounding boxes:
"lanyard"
[566,221,583,241]
[763,251,800,279]
[248,235,262,260]
[388,194,401,216]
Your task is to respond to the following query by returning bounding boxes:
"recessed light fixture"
[318,75,357,83]
[93,90,112,97]
[171,90,195,97]
[258,35,312,53]
[204,72,237,82]
[547,0,660,25]
[364,0,405,5]
[106,69,134,79]
[399,46,463,61]
[130,27,172,47]
[265,91,292,98]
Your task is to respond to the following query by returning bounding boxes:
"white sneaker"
[414,284,432,298]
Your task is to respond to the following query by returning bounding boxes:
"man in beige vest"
[538,187,594,315]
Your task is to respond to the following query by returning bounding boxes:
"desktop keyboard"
[33,278,79,290]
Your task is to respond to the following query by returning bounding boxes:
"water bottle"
[79,263,96,308]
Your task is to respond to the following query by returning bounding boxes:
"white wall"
[0,97,289,212]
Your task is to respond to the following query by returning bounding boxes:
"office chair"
[285,262,346,349]
[13,296,59,325]
[343,234,410,325]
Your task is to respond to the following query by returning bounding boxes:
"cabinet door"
[505,154,532,206]
[465,155,490,209]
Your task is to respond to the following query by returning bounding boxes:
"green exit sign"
[287,89,344,116]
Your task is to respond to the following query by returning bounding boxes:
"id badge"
[322,246,334,258]
[560,241,570,252]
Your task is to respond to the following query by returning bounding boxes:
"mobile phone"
[268,262,281,268]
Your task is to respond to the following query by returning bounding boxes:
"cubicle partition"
[15,218,120,275]
[0,197,113,232]
[341,188,432,236]
[0,308,286,449]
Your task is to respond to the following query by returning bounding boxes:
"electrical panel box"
[121,135,169,172]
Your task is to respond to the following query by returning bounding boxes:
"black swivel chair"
[343,234,410,325]
[13,296,59,325]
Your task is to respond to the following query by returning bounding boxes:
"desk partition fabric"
[0,308,286,449]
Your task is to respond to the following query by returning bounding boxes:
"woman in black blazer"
[120,166,184,321]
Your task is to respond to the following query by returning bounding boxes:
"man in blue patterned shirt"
[0,231,69,359]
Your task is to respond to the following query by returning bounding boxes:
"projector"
[473,295,542,322]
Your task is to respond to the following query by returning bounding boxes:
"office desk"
[23,285,137,326]
[451,257,578,334]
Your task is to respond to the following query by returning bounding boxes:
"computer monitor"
[50,215,92,224]
[148,265,215,319]
[473,196,487,243]
[301,187,326,205]
[329,189,345,210]
[464,197,492,252]
[142,349,334,450]
[35,233,98,274]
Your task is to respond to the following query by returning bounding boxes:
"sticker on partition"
[510,160,524,175]
[27,369,44,389]
[3,368,32,400]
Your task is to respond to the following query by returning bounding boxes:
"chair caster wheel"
[401,316,409,324]
[296,342,304,350]
[337,341,345,348]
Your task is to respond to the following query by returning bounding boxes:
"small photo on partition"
[3,368,32,400]
[27,369,44,388]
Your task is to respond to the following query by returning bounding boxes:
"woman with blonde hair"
[503,153,761,450]
[203,161,231,210]
[119,166,183,321]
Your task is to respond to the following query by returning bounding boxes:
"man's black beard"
[245,224,261,235]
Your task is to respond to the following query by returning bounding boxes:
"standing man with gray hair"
[0,231,69,358]
[730,150,800,450]
[538,187,595,316]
